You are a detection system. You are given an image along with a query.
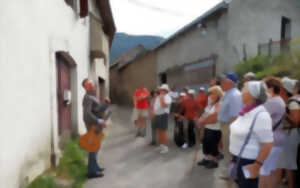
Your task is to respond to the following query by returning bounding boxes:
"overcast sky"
[110,0,222,37]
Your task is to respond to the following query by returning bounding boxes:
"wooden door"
[56,54,72,135]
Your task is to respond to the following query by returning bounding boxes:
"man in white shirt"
[153,84,172,154]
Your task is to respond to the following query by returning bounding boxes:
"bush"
[235,52,300,80]
[56,139,88,188]
[27,175,57,188]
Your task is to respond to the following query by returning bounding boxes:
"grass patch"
[27,175,57,188]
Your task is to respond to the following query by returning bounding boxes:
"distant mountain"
[110,33,164,63]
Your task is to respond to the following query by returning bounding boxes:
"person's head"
[242,81,268,106]
[264,77,282,97]
[208,86,223,104]
[183,87,188,94]
[281,77,296,102]
[151,90,159,98]
[294,81,300,95]
[210,77,221,87]
[82,78,95,92]
[179,92,186,101]
[171,87,176,92]
[159,84,170,95]
[243,72,256,83]
[188,89,196,98]
[221,73,239,91]
[198,87,206,94]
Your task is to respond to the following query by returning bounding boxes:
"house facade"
[156,0,300,89]
[0,0,115,187]
[110,45,157,106]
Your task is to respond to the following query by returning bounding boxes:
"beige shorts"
[131,108,149,122]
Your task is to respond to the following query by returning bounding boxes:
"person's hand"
[105,98,111,104]
[101,121,107,128]
[197,118,205,127]
[245,163,260,179]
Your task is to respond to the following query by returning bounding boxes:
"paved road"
[84,106,234,188]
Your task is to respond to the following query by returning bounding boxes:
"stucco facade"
[110,51,157,106]
[0,0,114,187]
[156,0,300,87]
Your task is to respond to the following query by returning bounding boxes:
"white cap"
[282,77,297,94]
[199,87,205,91]
[159,84,170,91]
[180,92,186,97]
[244,72,255,78]
[188,89,195,95]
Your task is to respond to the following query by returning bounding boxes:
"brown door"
[56,54,72,135]
[98,77,105,103]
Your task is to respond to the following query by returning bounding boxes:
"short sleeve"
[165,95,172,105]
[289,101,300,110]
[254,112,274,143]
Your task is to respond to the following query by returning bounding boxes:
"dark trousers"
[232,156,258,188]
[202,128,221,157]
[88,151,101,175]
[187,120,196,147]
[151,119,157,143]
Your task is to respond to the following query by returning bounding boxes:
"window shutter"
[80,0,88,18]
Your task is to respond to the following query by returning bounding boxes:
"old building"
[0,0,115,187]
[156,0,300,90]
[110,45,157,106]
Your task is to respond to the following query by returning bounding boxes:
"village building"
[110,0,300,101]
[0,0,115,187]
[110,45,157,105]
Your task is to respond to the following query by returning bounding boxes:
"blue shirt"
[218,88,243,123]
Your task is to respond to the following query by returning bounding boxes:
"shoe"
[217,153,224,160]
[149,142,157,146]
[182,143,188,149]
[205,161,219,169]
[135,132,141,137]
[160,146,169,154]
[97,168,105,172]
[86,172,104,179]
[197,159,210,166]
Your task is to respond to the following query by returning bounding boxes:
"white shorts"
[259,146,283,176]
[131,108,148,122]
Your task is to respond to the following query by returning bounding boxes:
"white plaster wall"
[0,0,94,187]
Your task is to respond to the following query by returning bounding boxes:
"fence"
[258,38,300,57]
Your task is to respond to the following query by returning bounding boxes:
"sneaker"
[182,143,188,149]
[197,159,210,166]
[217,153,224,160]
[205,161,219,169]
[86,172,104,179]
[160,146,169,154]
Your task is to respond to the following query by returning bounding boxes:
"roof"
[154,1,229,50]
[110,45,147,69]
[97,0,116,47]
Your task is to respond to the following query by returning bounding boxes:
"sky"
[110,0,223,37]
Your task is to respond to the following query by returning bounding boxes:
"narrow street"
[84,106,229,188]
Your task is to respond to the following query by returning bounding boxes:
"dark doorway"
[98,77,105,103]
[281,17,291,40]
[160,73,167,84]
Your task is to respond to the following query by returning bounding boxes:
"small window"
[281,17,291,40]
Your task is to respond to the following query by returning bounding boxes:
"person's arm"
[246,142,273,179]
[85,97,105,126]
[245,112,273,178]
[286,102,300,127]
[197,104,220,126]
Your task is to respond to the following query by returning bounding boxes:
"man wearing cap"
[181,89,197,149]
[153,84,172,154]
[218,73,243,183]
[243,72,256,84]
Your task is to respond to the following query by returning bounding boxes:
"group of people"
[131,72,300,188]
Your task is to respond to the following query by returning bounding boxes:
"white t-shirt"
[230,105,273,159]
[203,104,220,130]
[169,91,179,101]
[154,94,172,115]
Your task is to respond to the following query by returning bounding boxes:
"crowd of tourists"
[132,72,300,188]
